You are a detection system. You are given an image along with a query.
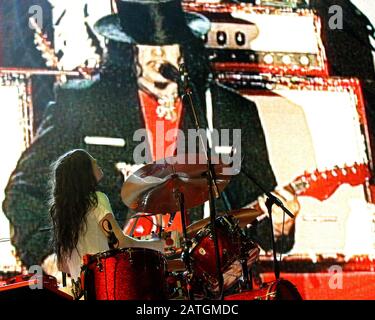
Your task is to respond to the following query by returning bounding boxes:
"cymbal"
[230,208,264,228]
[121,154,234,214]
[186,208,263,238]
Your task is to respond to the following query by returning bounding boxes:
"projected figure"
[3,0,277,267]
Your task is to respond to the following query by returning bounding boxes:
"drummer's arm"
[99,213,165,252]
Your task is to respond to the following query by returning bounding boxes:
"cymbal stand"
[240,260,252,290]
[239,239,253,290]
[174,189,194,300]
[265,198,281,279]
[241,168,295,281]
[180,65,224,299]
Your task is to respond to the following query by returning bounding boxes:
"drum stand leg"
[252,264,263,287]
[240,260,253,291]
[62,272,67,287]
[241,168,295,282]
[175,189,195,300]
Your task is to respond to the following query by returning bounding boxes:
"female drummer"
[48,149,164,282]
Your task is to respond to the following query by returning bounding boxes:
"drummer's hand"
[257,186,301,237]
[116,163,144,182]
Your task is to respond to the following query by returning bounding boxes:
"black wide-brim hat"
[94,0,210,45]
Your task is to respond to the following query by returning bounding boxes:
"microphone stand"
[241,168,294,281]
[179,65,224,299]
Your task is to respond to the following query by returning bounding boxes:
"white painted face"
[136,44,182,98]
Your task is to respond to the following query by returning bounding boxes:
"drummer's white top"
[65,191,112,280]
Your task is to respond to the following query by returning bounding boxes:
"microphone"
[159,62,180,82]
[159,63,188,89]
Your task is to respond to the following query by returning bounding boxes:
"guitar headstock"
[290,163,370,201]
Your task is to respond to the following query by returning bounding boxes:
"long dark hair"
[49,149,99,263]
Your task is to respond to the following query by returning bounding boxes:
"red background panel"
[261,272,375,300]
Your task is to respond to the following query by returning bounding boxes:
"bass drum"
[224,279,303,300]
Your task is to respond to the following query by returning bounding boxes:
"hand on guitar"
[256,186,301,238]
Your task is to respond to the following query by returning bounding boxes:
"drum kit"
[79,154,302,300]
[79,60,302,300]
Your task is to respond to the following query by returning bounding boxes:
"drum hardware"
[94,253,104,272]
[240,260,253,290]
[79,261,91,301]
[199,248,207,255]
[176,280,184,298]
[239,242,254,291]
[62,272,67,288]
[177,62,225,299]
[96,257,103,272]
[166,272,185,299]
[127,248,133,263]
[174,189,195,300]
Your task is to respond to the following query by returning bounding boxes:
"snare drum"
[224,279,303,300]
[190,215,243,291]
[81,247,167,300]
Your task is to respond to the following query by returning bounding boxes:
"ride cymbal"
[121,154,234,214]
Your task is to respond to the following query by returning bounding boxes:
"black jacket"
[3,70,276,266]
